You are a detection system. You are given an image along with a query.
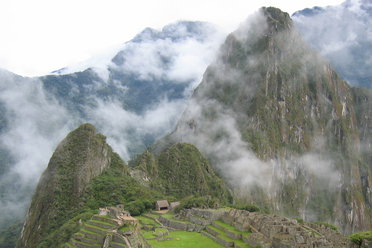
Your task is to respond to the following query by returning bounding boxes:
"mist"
[0,21,226,232]
[293,0,372,88]
[169,8,344,221]
[0,69,74,231]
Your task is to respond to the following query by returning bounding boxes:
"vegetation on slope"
[132,143,233,204]
[349,231,372,246]
[17,124,168,248]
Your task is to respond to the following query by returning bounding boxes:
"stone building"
[155,200,170,211]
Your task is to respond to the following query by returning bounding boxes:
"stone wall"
[157,216,204,232]
[222,209,357,248]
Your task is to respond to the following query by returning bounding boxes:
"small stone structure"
[155,200,170,211]
[122,215,138,225]
[169,201,180,210]
[99,205,131,219]
[65,205,147,248]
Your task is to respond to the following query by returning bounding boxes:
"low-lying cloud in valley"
[0,21,226,232]
[293,0,372,88]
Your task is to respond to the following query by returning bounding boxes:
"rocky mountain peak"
[164,6,371,234]
[17,123,113,248]
[261,7,293,32]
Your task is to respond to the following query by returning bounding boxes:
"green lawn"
[160,213,174,219]
[214,220,245,234]
[160,213,192,224]
[154,228,168,236]
[142,230,156,239]
[234,239,252,248]
[148,213,161,218]
[119,225,133,232]
[207,225,234,242]
[137,216,160,226]
[89,219,116,227]
[147,231,223,248]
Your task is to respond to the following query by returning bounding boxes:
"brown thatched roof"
[156,200,169,208]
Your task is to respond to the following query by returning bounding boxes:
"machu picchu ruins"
[65,206,368,248]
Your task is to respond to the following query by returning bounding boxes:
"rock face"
[18,124,113,248]
[131,143,232,202]
[164,7,371,233]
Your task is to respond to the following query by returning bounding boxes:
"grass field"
[136,216,159,227]
[147,231,223,248]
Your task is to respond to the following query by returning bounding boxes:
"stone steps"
[87,219,116,229]
[206,220,257,248]
[202,230,234,247]
[212,221,243,240]
[109,241,128,248]
[91,215,119,226]
[79,229,105,243]
[64,242,78,248]
[84,224,109,235]
[188,214,212,225]
[70,238,102,248]
[73,234,101,245]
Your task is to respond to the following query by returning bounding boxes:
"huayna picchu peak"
[1,5,370,248]
[162,6,372,234]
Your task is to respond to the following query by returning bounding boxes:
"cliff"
[164,7,371,233]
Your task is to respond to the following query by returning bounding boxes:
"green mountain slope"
[16,125,233,247]
[18,123,113,247]
[17,124,164,247]
[132,143,232,202]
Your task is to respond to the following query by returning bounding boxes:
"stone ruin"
[158,208,359,248]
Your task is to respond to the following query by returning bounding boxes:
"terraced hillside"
[64,214,147,248]
[142,208,359,248]
[62,205,370,247]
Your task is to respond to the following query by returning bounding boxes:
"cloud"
[165,9,344,221]
[0,70,74,231]
[86,97,186,160]
[110,21,225,88]
[293,0,372,87]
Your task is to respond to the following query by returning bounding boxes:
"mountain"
[16,124,162,247]
[8,6,372,247]
[16,124,233,247]
[0,21,223,236]
[161,7,371,233]
[131,143,232,201]
[17,124,113,247]
[41,21,223,156]
[293,0,372,88]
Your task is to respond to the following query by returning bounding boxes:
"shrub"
[294,218,304,223]
[312,221,339,232]
[174,195,221,213]
[234,203,260,212]
[349,231,372,245]
[126,200,154,216]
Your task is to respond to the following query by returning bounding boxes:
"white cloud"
[0,73,73,183]
[0,0,343,76]
[293,0,372,86]
[86,98,186,160]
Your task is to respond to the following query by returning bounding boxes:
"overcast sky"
[0,0,344,77]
